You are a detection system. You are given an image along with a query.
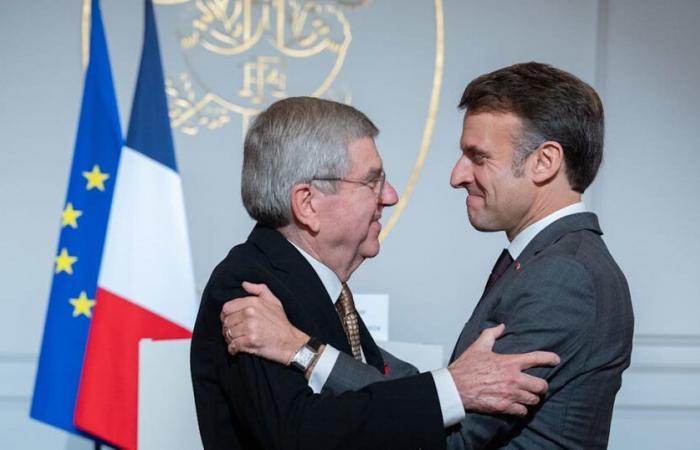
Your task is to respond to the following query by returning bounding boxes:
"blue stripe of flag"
[126,0,178,172]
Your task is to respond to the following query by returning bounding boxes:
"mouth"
[466,194,483,207]
[466,187,482,197]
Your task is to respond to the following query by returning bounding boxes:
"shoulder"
[499,251,596,333]
[516,251,593,294]
[200,240,274,310]
[209,240,264,282]
[527,224,627,293]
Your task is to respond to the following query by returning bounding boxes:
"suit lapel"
[247,226,353,355]
[450,213,603,363]
[480,213,602,300]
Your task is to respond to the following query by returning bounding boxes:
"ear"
[530,141,564,184]
[290,183,321,233]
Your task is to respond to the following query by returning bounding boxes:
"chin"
[466,209,481,228]
[360,240,381,259]
[467,211,494,232]
[468,216,504,234]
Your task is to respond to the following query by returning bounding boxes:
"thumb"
[241,281,266,295]
[242,282,280,306]
[472,324,505,351]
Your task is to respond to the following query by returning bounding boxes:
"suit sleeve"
[321,347,420,395]
[192,266,446,450]
[446,255,596,450]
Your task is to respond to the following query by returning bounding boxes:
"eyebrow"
[461,144,488,156]
[363,166,383,180]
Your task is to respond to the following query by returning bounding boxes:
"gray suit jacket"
[325,213,634,449]
[324,348,421,394]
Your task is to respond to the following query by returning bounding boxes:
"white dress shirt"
[507,202,587,259]
[290,242,465,428]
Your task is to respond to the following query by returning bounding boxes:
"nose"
[380,180,399,207]
[450,155,473,189]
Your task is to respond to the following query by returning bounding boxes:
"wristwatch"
[290,337,323,372]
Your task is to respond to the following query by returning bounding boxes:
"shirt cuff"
[431,368,465,427]
[307,345,340,393]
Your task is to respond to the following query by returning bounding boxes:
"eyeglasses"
[312,170,386,198]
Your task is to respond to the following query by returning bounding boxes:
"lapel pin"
[514,261,521,270]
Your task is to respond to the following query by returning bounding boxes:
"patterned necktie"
[335,283,362,360]
[482,249,514,297]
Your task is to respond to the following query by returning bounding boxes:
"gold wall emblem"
[162,0,356,135]
[82,0,444,240]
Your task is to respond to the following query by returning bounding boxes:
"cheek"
[361,210,381,240]
[471,168,489,194]
[345,203,376,237]
[497,175,529,208]
[359,226,381,256]
[483,167,513,195]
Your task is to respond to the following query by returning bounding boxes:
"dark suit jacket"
[446,212,634,449]
[191,225,446,450]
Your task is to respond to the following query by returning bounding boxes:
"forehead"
[460,111,523,151]
[347,137,381,173]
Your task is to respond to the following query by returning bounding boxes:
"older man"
[221,63,634,449]
[191,97,557,450]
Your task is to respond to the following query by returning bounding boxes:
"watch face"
[294,346,315,370]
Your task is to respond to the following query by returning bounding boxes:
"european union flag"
[30,0,122,436]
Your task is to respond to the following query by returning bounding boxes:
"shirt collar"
[507,202,587,259]
[288,241,343,303]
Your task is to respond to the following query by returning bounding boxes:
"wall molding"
[634,334,700,347]
[4,334,699,405]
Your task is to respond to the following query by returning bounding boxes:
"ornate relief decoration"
[82,0,444,240]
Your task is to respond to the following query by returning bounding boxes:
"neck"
[278,225,354,282]
[506,190,581,241]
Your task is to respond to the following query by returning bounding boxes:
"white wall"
[595,1,700,447]
[1,0,698,448]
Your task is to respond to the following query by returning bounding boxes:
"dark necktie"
[335,283,362,360]
[482,249,514,297]
[450,249,515,363]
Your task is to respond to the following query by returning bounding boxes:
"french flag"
[74,1,196,449]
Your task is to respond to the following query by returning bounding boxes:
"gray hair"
[241,97,379,228]
[511,126,546,176]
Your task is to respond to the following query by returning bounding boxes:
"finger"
[221,323,238,343]
[241,282,282,308]
[221,296,257,316]
[515,351,560,370]
[242,281,268,296]
[516,372,549,395]
[228,337,255,356]
[471,324,505,351]
[227,321,256,342]
[221,312,245,332]
[503,403,528,416]
[513,389,541,406]
[222,310,244,330]
[250,283,283,308]
[221,305,250,330]
[222,307,269,337]
[221,325,232,343]
[223,310,255,336]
